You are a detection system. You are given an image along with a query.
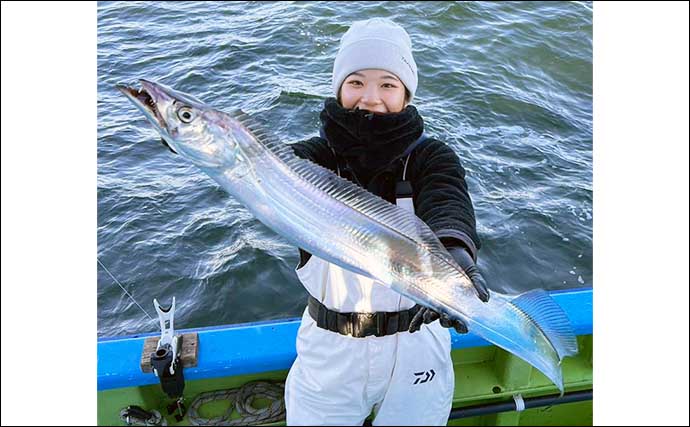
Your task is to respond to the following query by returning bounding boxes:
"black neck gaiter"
[320,98,424,187]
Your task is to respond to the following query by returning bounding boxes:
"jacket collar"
[319,98,424,186]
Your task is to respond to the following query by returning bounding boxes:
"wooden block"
[140,332,199,373]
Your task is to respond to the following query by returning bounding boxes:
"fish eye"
[177,106,196,123]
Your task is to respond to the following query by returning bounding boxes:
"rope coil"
[188,381,286,426]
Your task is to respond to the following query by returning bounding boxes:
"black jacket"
[292,99,480,265]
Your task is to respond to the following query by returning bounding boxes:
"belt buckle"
[353,313,378,338]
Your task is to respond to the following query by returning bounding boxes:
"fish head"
[117,79,247,170]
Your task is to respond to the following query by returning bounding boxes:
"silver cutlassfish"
[118,80,578,392]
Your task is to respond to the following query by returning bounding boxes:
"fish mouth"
[116,80,167,131]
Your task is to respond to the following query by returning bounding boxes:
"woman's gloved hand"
[448,247,490,303]
[408,247,489,334]
[409,308,468,334]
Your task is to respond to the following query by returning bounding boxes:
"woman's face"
[339,69,407,114]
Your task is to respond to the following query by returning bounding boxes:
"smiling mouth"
[116,84,166,129]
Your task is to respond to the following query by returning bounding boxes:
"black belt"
[307,296,422,338]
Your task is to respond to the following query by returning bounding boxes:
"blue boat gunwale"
[97,287,592,391]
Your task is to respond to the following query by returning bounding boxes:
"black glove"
[408,248,489,334]
[448,247,490,303]
[409,307,468,334]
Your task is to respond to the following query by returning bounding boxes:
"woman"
[285,17,489,426]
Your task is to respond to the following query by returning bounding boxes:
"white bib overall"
[285,156,454,426]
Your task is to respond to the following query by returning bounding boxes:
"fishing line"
[97,257,156,323]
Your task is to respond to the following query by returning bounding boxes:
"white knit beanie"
[332,18,418,102]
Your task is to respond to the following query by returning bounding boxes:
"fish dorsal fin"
[509,289,579,360]
[232,110,460,271]
[233,110,296,160]
[290,157,460,269]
